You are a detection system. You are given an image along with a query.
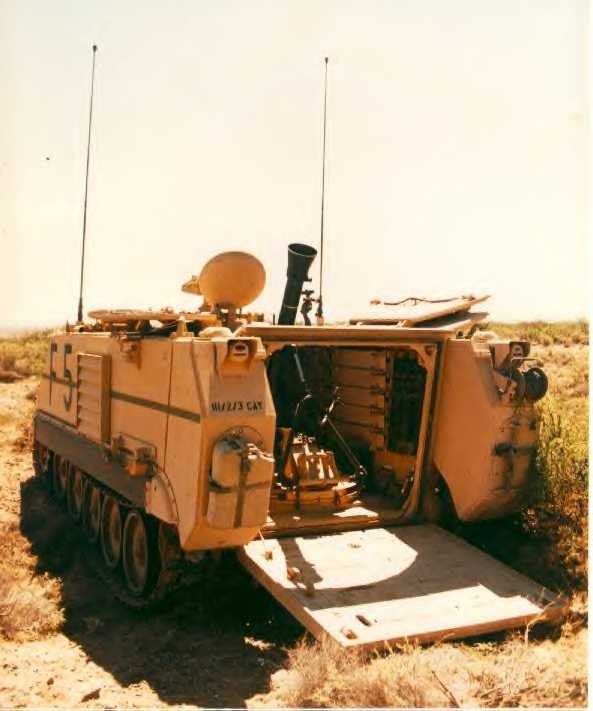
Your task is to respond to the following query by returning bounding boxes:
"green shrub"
[528,395,589,587]
[0,330,53,376]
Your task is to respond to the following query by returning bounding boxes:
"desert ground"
[0,325,587,708]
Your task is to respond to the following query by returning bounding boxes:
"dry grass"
[0,377,64,641]
[0,518,64,642]
[488,319,589,346]
[270,627,587,708]
[275,638,446,707]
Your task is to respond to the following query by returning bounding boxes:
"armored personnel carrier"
[32,243,560,648]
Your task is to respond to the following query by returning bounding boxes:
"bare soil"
[0,375,587,708]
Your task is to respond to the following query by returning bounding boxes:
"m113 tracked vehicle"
[32,243,562,649]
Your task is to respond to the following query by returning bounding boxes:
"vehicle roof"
[240,323,456,344]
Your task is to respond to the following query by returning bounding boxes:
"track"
[33,443,201,610]
[87,543,185,611]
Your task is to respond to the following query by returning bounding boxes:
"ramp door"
[238,525,566,650]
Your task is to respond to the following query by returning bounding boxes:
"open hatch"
[259,338,439,536]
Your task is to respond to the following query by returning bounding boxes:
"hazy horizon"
[2,0,589,329]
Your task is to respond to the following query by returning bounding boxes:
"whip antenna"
[77,44,98,323]
[315,56,329,325]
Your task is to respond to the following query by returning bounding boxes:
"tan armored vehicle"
[33,243,561,648]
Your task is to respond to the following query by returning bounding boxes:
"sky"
[1,0,589,330]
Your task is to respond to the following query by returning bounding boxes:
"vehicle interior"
[263,343,431,535]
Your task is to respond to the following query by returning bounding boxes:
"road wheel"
[52,455,68,501]
[122,510,160,597]
[101,495,123,570]
[67,466,85,523]
[83,481,102,544]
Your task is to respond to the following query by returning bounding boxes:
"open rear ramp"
[238,525,566,650]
